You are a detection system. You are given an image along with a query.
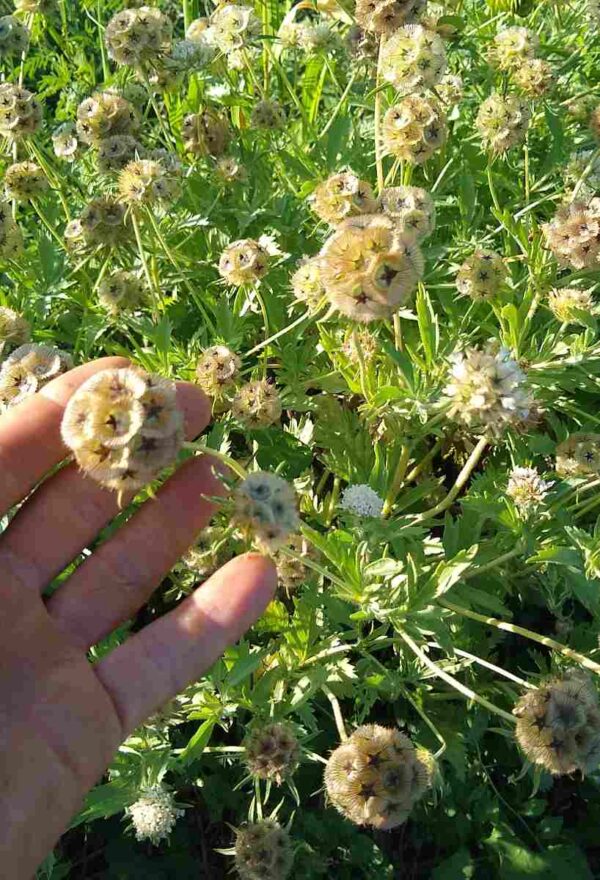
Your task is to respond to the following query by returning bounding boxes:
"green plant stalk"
[130,210,161,320]
[383,443,411,516]
[184,442,249,480]
[374,37,385,194]
[245,310,314,358]
[439,599,600,676]
[404,438,444,485]
[322,685,348,741]
[399,684,447,758]
[415,435,489,524]
[426,642,534,689]
[318,71,358,139]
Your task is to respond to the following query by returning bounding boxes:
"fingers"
[0,382,211,597]
[0,357,129,514]
[47,454,226,649]
[95,554,277,734]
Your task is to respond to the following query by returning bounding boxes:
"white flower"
[506,467,553,513]
[127,786,184,845]
[340,484,384,517]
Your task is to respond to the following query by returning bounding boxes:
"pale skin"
[0,357,277,879]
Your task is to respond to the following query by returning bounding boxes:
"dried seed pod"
[61,367,184,492]
[4,161,47,201]
[195,345,241,397]
[182,109,231,157]
[382,96,447,165]
[548,288,595,324]
[325,724,432,830]
[0,199,23,258]
[555,433,600,478]
[488,26,539,71]
[291,256,326,312]
[456,249,507,300]
[380,24,446,95]
[476,93,530,153]
[310,171,378,226]
[354,0,426,36]
[218,239,270,286]
[0,306,30,355]
[244,722,300,783]
[0,14,29,57]
[209,3,261,54]
[512,58,554,97]
[52,122,79,162]
[543,198,600,271]
[234,820,293,880]
[0,343,72,409]
[65,197,131,250]
[231,379,282,428]
[118,158,181,206]
[234,471,299,550]
[76,91,139,146]
[105,5,172,67]
[380,186,436,241]
[250,99,286,131]
[0,82,42,139]
[98,270,146,314]
[275,534,319,592]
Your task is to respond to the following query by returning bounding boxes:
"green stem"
[245,310,313,358]
[383,443,411,516]
[374,37,385,194]
[131,210,161,320]
[415,435,488,524]
[184,442,249,480]
[322,685,347,741]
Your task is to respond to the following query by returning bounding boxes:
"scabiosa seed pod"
[118,158,181,207]
[506,466,553,513]
[445,346,532,435]
[0,306,30,355]
[195,344,241,397]
[565,93,597,123]
[319,214,424,322]
[182,109,231,157]
[354,0,426,36]
[65,197,131,250]
[234,471,299,551]
[325,725,432,830]
[13,0,52,13]
[98,270,146,314]
[4,161,47,201]
[512,58,554,97]
[382,96,447,165]
[209,3,261,53]
[0,83,42,139]
[182,525,233,579]
[0,199,23,259]
[548,287,595,325]
[251,99,286,131]
[380,24,447,95]
[340,484,384,517]
[456,249,507,301]
[476,93,530,154]
[127,785,184,845]
[346,25,378,66]
[215,156,247,184]
[275,534,318,592]
[514,672,600,775]
[291,256,326,312]
[0,343,72,409]
[97,135,144,173]
[231,379,281,428]
[105,6,172,67]
[52,122,79,162]
[0,14,29,56]
[421,3,459,39]
[380,186,436,241]
[76,91,138,146]
[218,239,270,286]
[310,171,378,227]
[542,198,600,271]
[61,367,184,492]
[168,37,214,72]
[277,20,304,49]
[555,433,600,478]
[244,722,300,783]
[437,72,464,106]
[297,21,340,55]
[488,26,539,71]
[234,820,293,880]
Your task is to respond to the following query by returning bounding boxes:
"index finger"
[0,357,129,514]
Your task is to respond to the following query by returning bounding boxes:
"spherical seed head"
[61,367,183,492]
[76,91,139,146]
[169,37,215,72]
[182,525,233,578]
[355,0,426,36]
[3,161,47,201]
[182,109,230,157]
[340,484,384,517]
[512,58,554,97]
[195,344,241,397]
[382,95,447,165]
[565,92,597,122]
[0,343,72,409]
[244,722,300,783]
[542,198,600,271]
[231,379,282,428]
[209,3,261,54]
[218,239,270,286]
[456,249,507,300]
[514,672,600,775]
[97,135,144,173]
[251,99,286,131]
[445,346,532,436]
[0,306,30,355]
[234,471,299,551]
[0,199,22,258]
[0,15,29,56]
[69,197,131,250]
[98,270,146,314]
[234,820,293,880]
[297,21,340,54]
[555,433,600,478]
[346,25,378,66]
[476,93,530,154]
[506,466,553,513]
[127,785,183,845]
[319,214,424,322]
[0,82,42,139]
[548,287,595,325]
[380,24,447,95]
[105,6,172,67]
[325,725,432,830]
[310,171,378,226]
[275,534,318,592]
[186,16,210,42]
[118,158,181,207]
[215,156,247,184]
[52,122,79,161]
[437,72,464,105]
[380,185,436,241]
[488,26,539,71]
[291,257,326,312]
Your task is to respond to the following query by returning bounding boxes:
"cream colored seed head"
[195,344,241,397]
[209,3,261,54]
[0,343,72,409]
[234,820,293,880]
[182,525,232,579]
[0,82,42,139]
[52,122,79,161]
[97,135,144,173]
[251,99,286,130]
[548,287,594,324]
[182,109,231,157]
[61,367,184,492]
[543,198,600,271]
[0,199,23,258]
[66,197,131,250]
[514,672,600,775]
[98,270,146,314]
[555,433,600,478]
[76,91,138,146]
[0,15,29,56]
[456,249,507,301]
[275,534,318,592]
[218,239,270,286]
[319,214,424,322]
[234,471,299,551]
[297,21,340,55]
[512,58,554,97]
[231,379,281,428]
[382,96,447,165]
[476,93,530,154]
[437,72,464,105]
[380,185,436,241]
[380,24,447,94]
[355,0,426,36]
[0,306,30,355]
[324,724,432,830]
[127,786,183,845]
[244,722,300,784]
[118,158,181,206]
[310,171,378,226]
[215,156,247,184]
[291,256,326,312]
[4,161,47,201]
[105,6,172,67]
[488,26,539,71]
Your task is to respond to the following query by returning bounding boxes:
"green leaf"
[178,719,216,767]
[432,848,474,880]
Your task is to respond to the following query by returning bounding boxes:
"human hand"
[0,358,277,880]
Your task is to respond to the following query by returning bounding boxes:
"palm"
[0,358,275,879]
